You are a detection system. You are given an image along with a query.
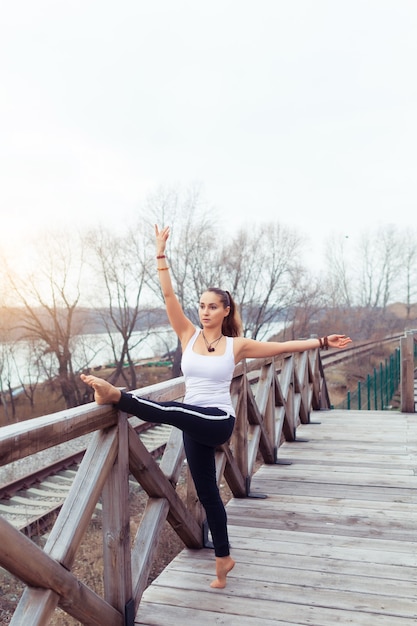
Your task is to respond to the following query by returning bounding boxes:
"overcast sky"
[1,1,416,271]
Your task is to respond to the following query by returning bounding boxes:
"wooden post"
[280,356,296,441]
[231,362,249,493]
[401,332,415,413]
[262,362,276,455]
[295,352,310,424]
[102,412,133,619]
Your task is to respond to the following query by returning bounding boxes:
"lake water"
[1,327,178,390]
[1,321,285,390]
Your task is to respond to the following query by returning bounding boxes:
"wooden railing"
[400,330,417,413]
[0,349,329,626]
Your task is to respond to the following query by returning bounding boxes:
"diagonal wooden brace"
[128,422,202,548]
[0,516,123,626]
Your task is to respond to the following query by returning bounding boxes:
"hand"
[327,334,352,349]
[155,224,170,255]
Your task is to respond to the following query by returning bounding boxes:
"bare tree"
[0,262,11,422]
[85,224,152,390]
[288,270,328,339]
[144,184,223,375]
[0,340,16,423]
[11,338,44,410]
[398,227,417,319]
[324,235,353,308]
[356,226,403,310]
[221,222,303,340]
[4,230,86,409]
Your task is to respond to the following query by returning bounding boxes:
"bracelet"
[318,337,324,349]
[323,336,329,350]
[157,267,169,271]
[156,255,166,259]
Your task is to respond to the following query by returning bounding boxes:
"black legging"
[116,391,235,557]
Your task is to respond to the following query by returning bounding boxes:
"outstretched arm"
[155,225,195,344]
[235,333,352,361]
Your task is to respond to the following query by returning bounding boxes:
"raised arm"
[155,225,195,344]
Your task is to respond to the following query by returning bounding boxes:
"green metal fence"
[336,348,401,411]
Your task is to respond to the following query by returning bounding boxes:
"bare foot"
[80,374,121,405]
[210,555,235,589]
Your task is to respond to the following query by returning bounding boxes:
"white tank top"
[182,328,236,416]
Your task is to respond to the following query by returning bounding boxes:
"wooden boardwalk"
[135,409,417,625]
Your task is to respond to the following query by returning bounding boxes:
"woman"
[81,224,352,589]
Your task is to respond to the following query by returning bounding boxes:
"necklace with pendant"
[201,331,223,352]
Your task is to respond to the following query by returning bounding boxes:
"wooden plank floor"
[135,409,417,625]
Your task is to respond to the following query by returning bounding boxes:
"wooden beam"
[294,352,310,424]
[254,362,276,450]
[131,498,170,608]
[220,442,247,497]
[159,426,186,483]
[45,426,119,565]
[102,413,133,614]
[232,366,248,484]
[0,403,117,466]
[401,333,415,413]
[128,423,202,548]
[279,358,296,441]
[0,516,123,626]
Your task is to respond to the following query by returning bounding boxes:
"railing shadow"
[0,349,329,626]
